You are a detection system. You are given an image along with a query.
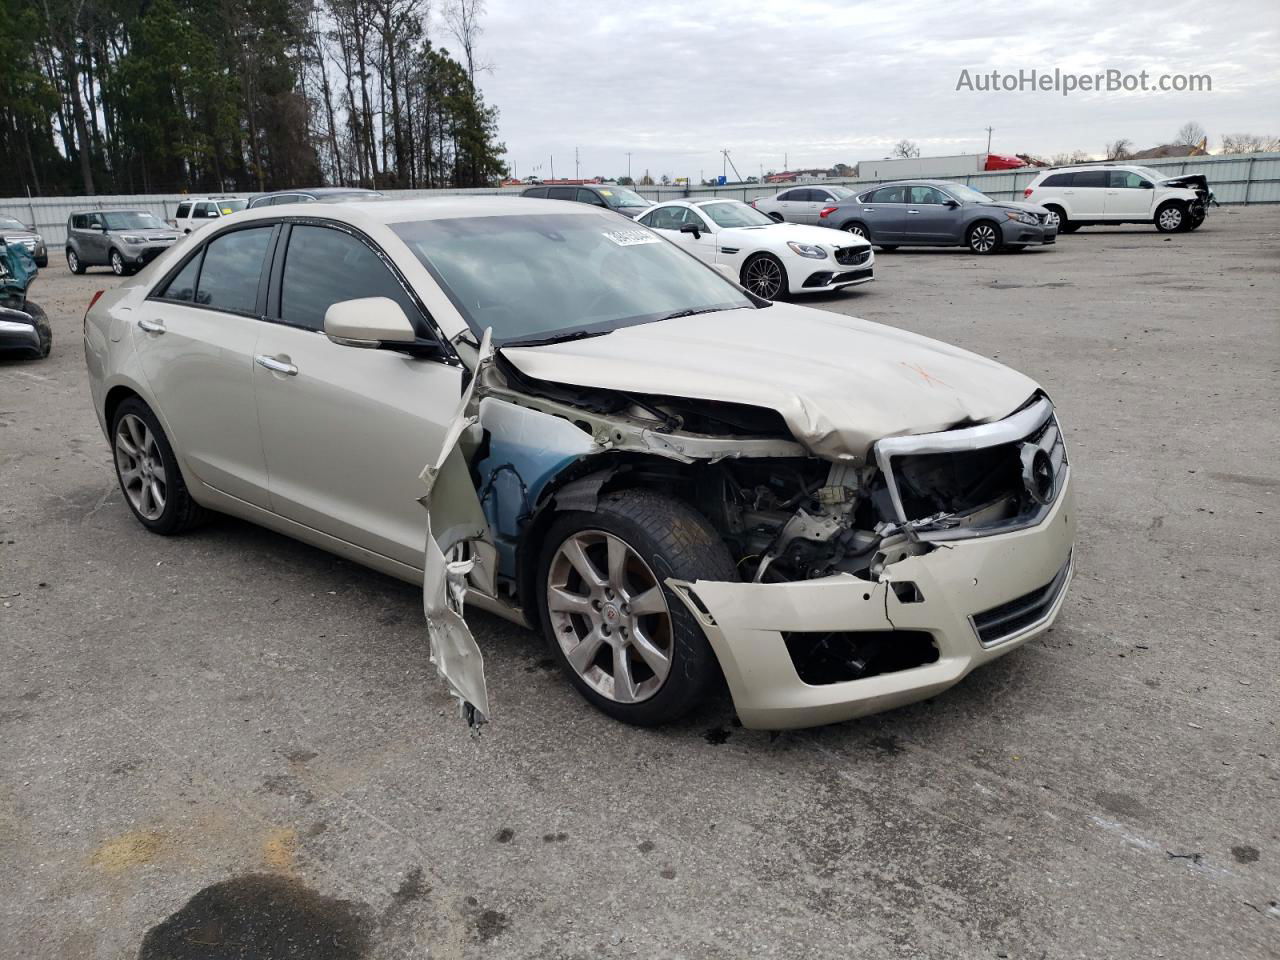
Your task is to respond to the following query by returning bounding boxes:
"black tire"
[877,245,898,252]
[841,221,869,240]
[740,253,788,301]
[537,490,738,726]
[110,397,211,535]
[23,301,52,358]
[1059,223,1082,234]
[1043,205,1068,233]
[66,249,85,274]
[109,249,131,276]
[966,220,1001,254]
[1155,202,1186,233]
[35,256,48,268]
[767,212,784,223]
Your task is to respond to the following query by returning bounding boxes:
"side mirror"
[324,297,418,348]
[1139,181,1153,189]
[679,223,702,238]
[943,199,959,208]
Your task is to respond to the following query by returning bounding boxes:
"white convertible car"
[635,198,874,301]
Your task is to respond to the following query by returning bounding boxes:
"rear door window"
[547,187,576,201]
[158,251,203,302]
[1042,173,1073,187]
[278,224,422,333]
[870,186,905,203]
[194,227,273,315]
[1072,171,1108,188]
[175,202,192,220]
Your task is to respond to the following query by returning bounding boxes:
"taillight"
[819,206,838,218]
[1024,187,1034,197]
[749,199,757,207]
[84,289,104,333]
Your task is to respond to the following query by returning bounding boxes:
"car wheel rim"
[744,258,783,299]
[1159,209,1181,229]
[1045,211,1060,227]
[546,530,673,704]
[846,225,866,237]
[68,252,78,271]
[111,253,123,274]
[971,226,996,252]
[114,413,167,521]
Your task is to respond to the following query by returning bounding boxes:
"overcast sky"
[469,0,1280,180]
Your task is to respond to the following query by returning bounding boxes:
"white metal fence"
[4,153,1277,248]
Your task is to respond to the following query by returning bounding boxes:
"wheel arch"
[839,219,869,235]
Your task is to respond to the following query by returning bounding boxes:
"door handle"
[137,318,165,334]
[906,209,920,214]
[255,355,298,376]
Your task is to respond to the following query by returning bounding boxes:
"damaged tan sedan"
[84,197,1074,730]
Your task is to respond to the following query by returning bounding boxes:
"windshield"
[102,212,166,230]
[217,199,248,213]
[391,211,752,344]
[701,201,776,228]
[317,191,384,203]
[942,184,992,203]
[0,216,28,231]
[598,187,650,210]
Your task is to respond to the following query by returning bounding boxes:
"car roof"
[69,209,152,216]
[227,195,614,225]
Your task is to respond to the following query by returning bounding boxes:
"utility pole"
[575,147,579,180]
[985,126,994,154]
[550,155,554,181]
[626,152,632,182]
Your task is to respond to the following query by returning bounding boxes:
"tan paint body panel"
[503,302,1039,462]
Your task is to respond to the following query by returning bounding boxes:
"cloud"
[472,0,1280,178]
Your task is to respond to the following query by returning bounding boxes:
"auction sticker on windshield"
[604,229,660,246]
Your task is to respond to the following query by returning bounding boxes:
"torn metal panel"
[500,302,1039,463]
[420,331,494,726]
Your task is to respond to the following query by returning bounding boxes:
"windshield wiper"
[503,328,614,348]
[656,307,733,322]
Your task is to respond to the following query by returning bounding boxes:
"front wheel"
[538,490,738,726]
[967,221,1001,254]
[67,249,85,274]
[741,253,788,301]
[111,398,210,535]
[1155,203,1186,233]
[109,249,129,276]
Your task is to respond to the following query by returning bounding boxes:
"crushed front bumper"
[0,307,43,358]
[670,468,1075,729]
[1000,219,1057,246]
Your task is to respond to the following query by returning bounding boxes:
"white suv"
[1023,164,1210,234]
[170,197,247,234]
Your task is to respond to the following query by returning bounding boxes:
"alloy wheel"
[969,224,997,253]
[743,256,784,299]
[111,251,124,275]
[114,413,167,520]
[67,251,79,273]
[546,530,674,704]
[845,224,867,238]
[1043,209,1061,228]
[1158,207,1183,230]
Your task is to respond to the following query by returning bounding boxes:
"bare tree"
[1175,121,1206,147]
[891,139,920,159]
[1221,132,1280,154]
[445,0,489,82]
[1104,138,1133,160]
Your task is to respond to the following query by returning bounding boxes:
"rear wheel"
[66,249,85,274]
[741,253,788,301]
[967,221,1001,254]
[538,490,738,726]
[111,398,210,535]
[842,222,869,239]
[1155,202,1186,233]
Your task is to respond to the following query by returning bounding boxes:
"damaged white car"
[84,197,1074,730]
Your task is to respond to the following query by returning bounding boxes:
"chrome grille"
[834,246,871,266]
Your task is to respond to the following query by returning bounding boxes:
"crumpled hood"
[500,303,1040,462]
[978,200,1049,216]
